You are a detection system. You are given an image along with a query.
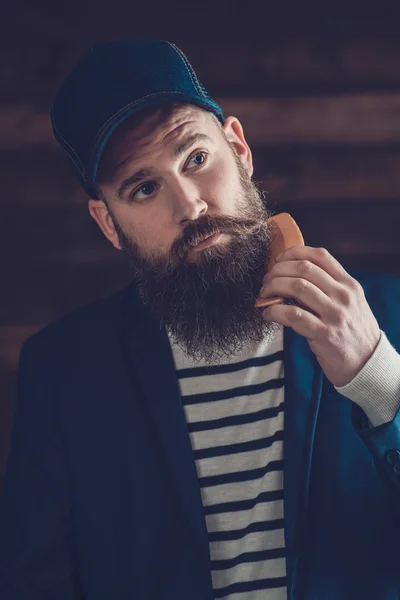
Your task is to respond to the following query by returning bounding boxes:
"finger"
[275,246,351,284]
[261,259,343,303]
[263,303,325,340]
[261,276,333,319]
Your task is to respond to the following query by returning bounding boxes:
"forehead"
[100,105,218,177]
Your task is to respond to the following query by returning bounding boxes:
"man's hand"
[260,245,381,387]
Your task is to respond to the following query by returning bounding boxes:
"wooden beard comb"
[255,213,304,309]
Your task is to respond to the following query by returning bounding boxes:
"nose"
[171,179,208,223]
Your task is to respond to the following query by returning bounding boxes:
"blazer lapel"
[283,325,324,595]
[119,284,211,572]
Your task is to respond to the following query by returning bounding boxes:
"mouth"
[191,232,222,252]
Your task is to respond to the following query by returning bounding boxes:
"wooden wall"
[1,0,400,482]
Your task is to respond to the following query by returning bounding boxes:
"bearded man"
[1,39,400,600]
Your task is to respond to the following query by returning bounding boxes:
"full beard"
[111,168,281,363]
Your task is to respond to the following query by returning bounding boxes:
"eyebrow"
[173,132,212,157]
[117,168,155,200]
[117,132,213,200]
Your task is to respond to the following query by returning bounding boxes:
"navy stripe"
[193,429,283,460]
[214,576,287,598]
[199,459,283,488]
[211,547,285,570]
[177,350,284,379]
[208,518,284,542]
[187,402,284,433]
[204,489,283,515]
[182,377,284,406]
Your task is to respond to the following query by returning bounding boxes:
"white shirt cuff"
[335,330,400,427]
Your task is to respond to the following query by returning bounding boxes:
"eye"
[132,181,157,201]
[187,151,207,168]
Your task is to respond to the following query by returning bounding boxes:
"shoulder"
[348,267,400,306]
[349,268,400,294]
[21,284,130,363]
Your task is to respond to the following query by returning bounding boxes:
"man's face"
[90,104,280,362]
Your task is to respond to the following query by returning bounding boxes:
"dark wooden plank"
[221,94,400,146]
[0,149,85,205]
[271,198,400,259]
[0,106,55,149]
[255,148,400,201]
[0,259,132,325]
[4,4,400,107]
[6,93,400,149]
[0,204,115,262]
[185,40,400,96]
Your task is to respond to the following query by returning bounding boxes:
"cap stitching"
[51,112,86,175]
[58,143,86,176]
[90,91,186,156]
[58,143,85,176]
[167,42,205,97]
[51,111,85,170]
[166,42,207,99]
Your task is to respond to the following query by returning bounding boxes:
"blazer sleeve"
[0,337,79,599]
[349,270,400,503]
[354,403,400,504]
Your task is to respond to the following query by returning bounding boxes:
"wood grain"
[220,94,400,145]
[4,93,400,149]
[256,148,400,201]
[1,259,132,325]
[0,150,86,205]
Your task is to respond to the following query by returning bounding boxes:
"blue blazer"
[1,269,400,600]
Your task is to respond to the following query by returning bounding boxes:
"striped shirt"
[168,326,287,599]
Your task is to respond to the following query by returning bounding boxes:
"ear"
[88,199,122,251]
[222,116,254,177]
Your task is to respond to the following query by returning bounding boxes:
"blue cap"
[51,39,225,197]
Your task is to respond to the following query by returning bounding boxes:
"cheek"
[130,219,175,257]
[201,166,240,211]
[114,205,171,252]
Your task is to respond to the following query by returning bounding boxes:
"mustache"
[171,214,267,261]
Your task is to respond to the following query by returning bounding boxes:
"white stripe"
[205,499,284,533]
[183,386,284,424]
[190,412,284,450]
[201,470,283,507]
[178,357,284,396]
[212,557,287,591]
[210,527,285,561]
[196,439,284,478]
